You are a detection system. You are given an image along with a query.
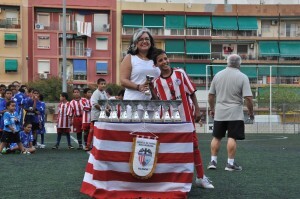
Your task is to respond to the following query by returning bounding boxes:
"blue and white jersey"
[0,100,20,130]
[38,101,46,134]
[3,111,20,132]
[19,131,34,148]
[14,92,25,107]
[34,100,44,123]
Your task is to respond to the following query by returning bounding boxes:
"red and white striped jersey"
[68,98,84,117]
[57,101,71,128]
[153,68,196,122]
[81,98,91,124]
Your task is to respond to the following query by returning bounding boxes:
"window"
[75,40,85,56]
[5,59,18,72]
[237,45,248,53]
[5,11,18,25]
[96,37,108,50]
[37,35,50,49]
[37,60,50,73]
[261,21,270,33]
[94,14,108,32]
[37,13,50,27]
[96,61,108,74]
[4,33,17,47]
[59,14,70,31]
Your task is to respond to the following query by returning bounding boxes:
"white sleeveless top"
[124,55,160,100]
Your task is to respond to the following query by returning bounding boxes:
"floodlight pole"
[62,0,67,92]
[269,65,272,133]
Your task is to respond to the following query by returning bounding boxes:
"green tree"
[26,77,72,102]
[257,86,300,111]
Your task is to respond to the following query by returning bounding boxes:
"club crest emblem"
[130,137,159,179]
[175,79,181,86]
[138,148,152,166]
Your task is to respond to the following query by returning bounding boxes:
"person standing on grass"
[86,78,108,150]
[52,92,74,149]
[0,101,28,155]
[9,123,36,154]
[207,54,254,171]
[68,88,84,150]
[150,48,214,189]
[81,88,92,151]
[37,94,46,148]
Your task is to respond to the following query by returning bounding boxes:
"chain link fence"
[197,102,300,134]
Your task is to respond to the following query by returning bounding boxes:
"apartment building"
[0,0,25,85]
[27,0,116,88]
[119,2,300,87]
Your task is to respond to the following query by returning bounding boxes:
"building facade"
[118,2,300,88]
[0,0,25,85]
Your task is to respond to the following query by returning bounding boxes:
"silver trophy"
[130,100,142,122]
[170,100,182,122]
[150,100,162,122]
[98,100,108,121]
[161,101,172,122]
[108,100,120,122]
[140,100,151,122]
[144,75,154,95]
[119,100,131,122]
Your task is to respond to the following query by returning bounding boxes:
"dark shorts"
[212,120,245,140]
[32,122,40,132]
[1,131,21,143]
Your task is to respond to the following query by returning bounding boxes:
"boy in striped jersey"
[68,88,84,149]
[151,48,214,189]
[52,92,74,149]
[81,88,92,151]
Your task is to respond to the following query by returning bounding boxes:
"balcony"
[0,18,21,29]
[59,47,92,57]
[211,30,238,37]
[186,29,211,36]
[34,21,110,32]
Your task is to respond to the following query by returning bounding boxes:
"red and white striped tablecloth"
[81,122,194,199]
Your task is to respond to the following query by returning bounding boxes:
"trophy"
[161,101,172,122]
[150,100,162,122]
[108,100,120,122]
[98,100,108,121]
[130,100,142,122]
[144,75,154,95]
[140,100,151,122]
[170,100,182,122]
[119,100,131,122]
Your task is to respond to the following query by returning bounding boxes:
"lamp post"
[62,0,67,92]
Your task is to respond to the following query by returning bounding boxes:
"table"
[81,122,194,199]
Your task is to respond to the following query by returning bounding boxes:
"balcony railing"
[0,18,21,29]
[186,29,211,36]
[58,47,91,57]
[238,30,257,37]
[211,30,238,37]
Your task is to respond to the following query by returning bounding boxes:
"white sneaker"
[36,142,41,147]
[40,144,46,149]
[195,175,214,189]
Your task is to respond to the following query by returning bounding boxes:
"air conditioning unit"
[39,73,48,79]
[271,20,278,25]
[35,23,44,30]
[103,24,110,29]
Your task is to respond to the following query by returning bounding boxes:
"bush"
[26,77,73,102]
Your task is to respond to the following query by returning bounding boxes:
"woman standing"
[120,28,160,118]
[120,28,160,100]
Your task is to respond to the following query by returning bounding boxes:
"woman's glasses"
[138,37,150,43]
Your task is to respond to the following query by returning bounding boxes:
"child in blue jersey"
[10,123,36,154]
[0,101,28,155]
[36,94,46,148]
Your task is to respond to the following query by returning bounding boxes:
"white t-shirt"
[209,67,252,121]
[91,89,108,121]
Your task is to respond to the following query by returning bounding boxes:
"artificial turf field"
[1,133,299,199]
